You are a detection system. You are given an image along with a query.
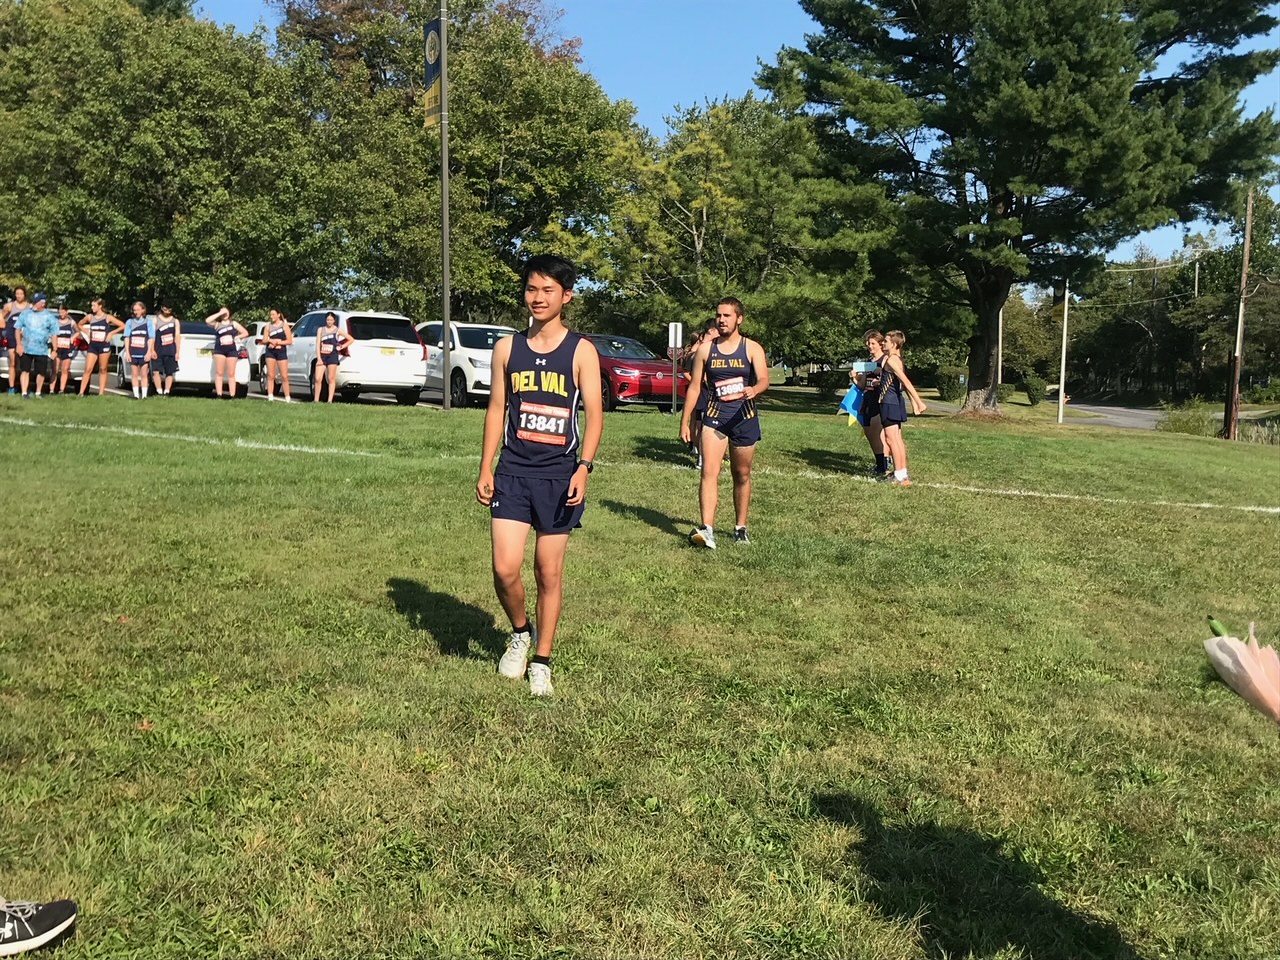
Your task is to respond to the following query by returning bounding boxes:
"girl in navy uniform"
[476,254,603,697]
[879,330,927,486]
[52,306,77,394]
[124,302,154,399]
[855,330,890,477]
[2,286,28,395]
[149,306,181,396]
[262,308,294,401]
[679,297,770,548]
[313,312,350,403]
[77,299,124,396]
[207,307,248,399]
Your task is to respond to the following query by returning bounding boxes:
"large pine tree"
[763,0,1279,409]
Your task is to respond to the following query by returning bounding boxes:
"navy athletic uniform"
[55,321,76,361]
[86,317,112,355]
[319,330,342,365]
[126,318,151,367]
[878,358,907,426]
[214,322,239,358]
[265,323,288,362]
[154,320,179,376]
[860,355,884,423]
[702,337,761,447]
[492,331,585,534]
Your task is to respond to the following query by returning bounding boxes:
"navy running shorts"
[490,472,584,534]
[155,355,179,376]
[128,352,149,368]
[703,403,761,447]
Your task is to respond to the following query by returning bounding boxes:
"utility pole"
[1222,188,1254,440]
[1056,281,1070,425]
[439,0,452,410]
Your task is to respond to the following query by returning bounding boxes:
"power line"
[1071,292,1195,309]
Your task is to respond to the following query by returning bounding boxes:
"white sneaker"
[689,525,716,550]
[528,662,554,697]
[497,627,534,678]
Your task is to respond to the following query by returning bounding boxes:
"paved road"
[1065,404,1163,430]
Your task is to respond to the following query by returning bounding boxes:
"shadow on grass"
[600,498,686,538]
[386,578,504,660]
[793,446,866,476]
[813,794,1142,960]
[630,435,696,465]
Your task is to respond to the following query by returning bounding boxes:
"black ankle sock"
[875,454,887,469]
[512,622,530,636]
[531,654,551,667]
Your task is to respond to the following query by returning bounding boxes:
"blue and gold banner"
[423,19,443,127]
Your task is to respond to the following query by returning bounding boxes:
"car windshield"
[347,316,418,343]
[458,327,516,350]
[178,323,215,337]
[592,337,660,360]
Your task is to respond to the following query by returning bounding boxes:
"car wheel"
[258,361,269,394]
[395,389,420,406]
[116,355,126,388]
[656,402,674,414]
[449,369,468,408]
[340,387,360,402]
[601,375,616,412]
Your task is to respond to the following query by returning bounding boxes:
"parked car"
[417,321,518,408]
[243,320,270,381]
[112,319,251,395]
[585,333,690,412]
[286,309,426,404]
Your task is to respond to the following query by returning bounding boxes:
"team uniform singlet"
[87,317,112,353]
[55,321,76,359]
[703,337,758,425]
[155,321,178,357]
[498,330,582,480]
[127,319,150,364]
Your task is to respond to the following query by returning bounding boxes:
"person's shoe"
[528,662,554,697]
[733,526,750,545]
[0,898,78,955]
[21,393,30,399]
[891,476,912,488]
[689,525,716,550]
[497,627,535,679]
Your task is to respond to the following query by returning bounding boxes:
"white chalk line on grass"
[0,416,386,459]
[4,414,1276,516]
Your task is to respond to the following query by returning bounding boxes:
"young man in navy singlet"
[476,255,603,697]
[679,296,770,548]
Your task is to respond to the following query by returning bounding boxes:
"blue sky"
[199,1,1278,258]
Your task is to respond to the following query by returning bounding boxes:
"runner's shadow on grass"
[630,436,695,465]
[794,446,865,476]
[599,498,685,538]
[813,794,1142,960]
[386,578,504,660]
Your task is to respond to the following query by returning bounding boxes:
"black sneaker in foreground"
[0,898,77,956]
[733,526,750,545]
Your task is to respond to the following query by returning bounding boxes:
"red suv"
[586,333,690,412]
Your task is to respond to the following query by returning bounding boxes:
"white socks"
[894,468,908,481]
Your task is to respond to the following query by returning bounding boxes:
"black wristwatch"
[578,459,595,474]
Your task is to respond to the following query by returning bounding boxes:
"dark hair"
[13,285,26,297]
[324,311,338,323]
[703,318,718,334]
[863,328,885,344]
[521,254,576,291]
[717,297,744,317]
[159,305,173,317]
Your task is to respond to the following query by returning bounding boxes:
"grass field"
[2,388,1279,960]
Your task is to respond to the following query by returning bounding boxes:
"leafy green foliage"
[763,0,1280,410]
[1022,373,1046,405]
[936,366,968,401]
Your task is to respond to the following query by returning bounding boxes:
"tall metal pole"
[439,0,452,411]
[996,306,1003,385]
[1223,187,1254,440]
[1056,281,1069,425]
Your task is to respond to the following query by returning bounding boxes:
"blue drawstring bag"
[839,383,866,426]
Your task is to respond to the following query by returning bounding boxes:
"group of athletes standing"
[1,288,357,402]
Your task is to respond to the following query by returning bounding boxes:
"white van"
[286,309,427,404]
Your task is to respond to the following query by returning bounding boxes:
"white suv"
[288,309,427,404]
[417,321,518,407]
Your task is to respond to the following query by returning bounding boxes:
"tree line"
[1,0,1275,406]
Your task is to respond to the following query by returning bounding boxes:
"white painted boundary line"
[3,414,1277,515]
[0,416,385,459]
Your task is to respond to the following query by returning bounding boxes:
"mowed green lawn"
[2,389,1278,960]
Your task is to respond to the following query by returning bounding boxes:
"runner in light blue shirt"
[14,293,59,397]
